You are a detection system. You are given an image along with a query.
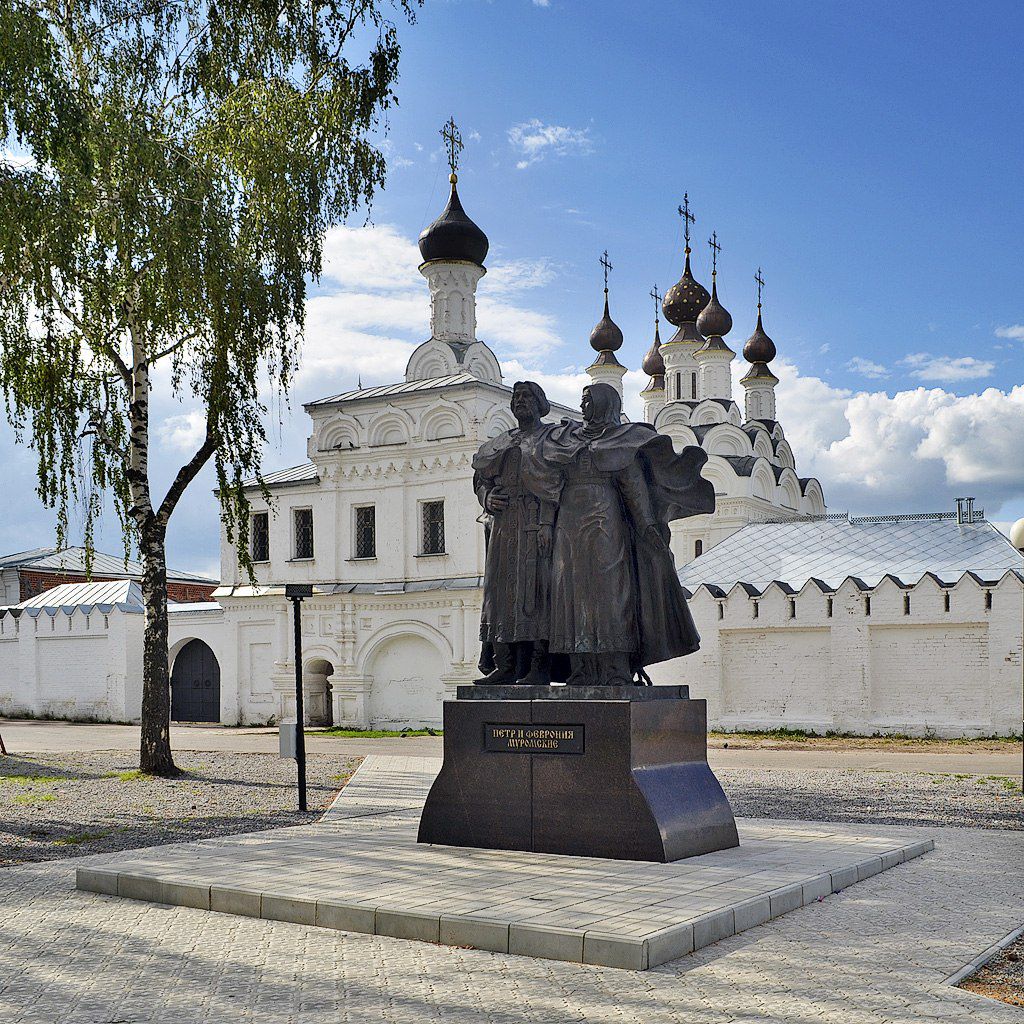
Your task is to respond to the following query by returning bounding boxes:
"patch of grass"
[12,792,57,805]
[1,774,63,785]
[314,727,441,738]
[975,775,1021,792]
[102,769,148,781]
[52,830,110,846]
[709,727,1022,744]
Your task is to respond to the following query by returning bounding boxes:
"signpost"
[284,583,314,811]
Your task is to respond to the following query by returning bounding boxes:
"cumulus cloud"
[508,119,593,169]
[900,352,995,382]
[995,324,1024,341]
[771,358,1024,514]
[846,357,888,379]
[158,410,208,453]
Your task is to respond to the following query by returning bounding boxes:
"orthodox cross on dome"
[650,284,662,324]
[755,266,765,310]
[708,231,722,277]
[600,249,613,294]
[441,117,463,181]
[677,193,695,251]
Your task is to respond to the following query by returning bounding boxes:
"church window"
[863,595,871,616]
[788,598,796,619]
[903,593,911,615]
[751,601,758,619]
[943,592,950,612]
[826,597,833,617]
[421,500,445,555]
[354,505,376,559]
[251,512,270,562]
[694,539,703,558]
[293,508,314,560]
[675,374,681,400]
[984,590,992,610]
[717,602,724,620]
[691,372,697,400]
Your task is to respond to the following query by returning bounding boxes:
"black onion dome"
[590,294,624,352]
[662,252,710,326]
[642,321,665,376]
[696,278,733,338]
[417,177,489,267]
[743,310,777,363]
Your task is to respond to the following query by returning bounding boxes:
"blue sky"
[2,0,1023,575]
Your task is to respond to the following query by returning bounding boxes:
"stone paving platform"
[76,755,934,971]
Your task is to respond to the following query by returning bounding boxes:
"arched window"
[691,372,697,399]
[675,374,681,400]
[694,539,703,558]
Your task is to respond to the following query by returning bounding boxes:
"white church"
[1,164,1021,737]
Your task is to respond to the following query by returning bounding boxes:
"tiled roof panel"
[17,579,144,608]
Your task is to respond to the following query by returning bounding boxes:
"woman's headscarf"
[580,383,621,438]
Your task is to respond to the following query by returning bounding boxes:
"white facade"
[0,604,144,722]
[649,570,1024,738]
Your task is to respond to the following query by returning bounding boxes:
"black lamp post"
[285,583,314,811]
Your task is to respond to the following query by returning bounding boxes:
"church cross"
[650,284,662,323]
[677,193,695,249]
[708,231,721,276]
[600,250,613,292]
[755,266,765,309]
[441,117,463,178]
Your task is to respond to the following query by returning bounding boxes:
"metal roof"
[249,463,320,489]
[306,373,491,407]
[17,579,144,608]
[0,547,57,569]
[678,514,1024,592]
[0,546,215,584]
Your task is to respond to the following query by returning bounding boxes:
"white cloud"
[771,358,1024,514]
[900,352,995,382]
[158,410,207,453]
[1,148,35,170]
[846,357,888,379]
[508,119,593,169]
[995,324,1024,341]
[318,224,420,291]
[486,257,557,295]
[533,0,551,7]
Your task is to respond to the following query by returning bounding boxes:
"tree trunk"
[139,522,177,776]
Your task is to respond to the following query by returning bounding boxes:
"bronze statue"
[544,383,714,685]
[472,381,561,685]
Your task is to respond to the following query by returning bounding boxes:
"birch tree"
[0,0,418,774]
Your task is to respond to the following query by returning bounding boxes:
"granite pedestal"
[417,686,739,862]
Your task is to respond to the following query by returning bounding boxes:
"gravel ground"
[961,935,1024,1008]
[0,750,358,866]
[718,767,1023,830]
[1,752,1020,867]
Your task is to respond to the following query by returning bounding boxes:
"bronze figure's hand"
[487,488,510,513]
[538,524,553,558]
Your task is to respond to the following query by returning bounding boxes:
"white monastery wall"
[647,571,1023,737]
[0,607,144,722]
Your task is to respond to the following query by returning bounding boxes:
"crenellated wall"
[0,605,144,722]
[648,569,1024,737]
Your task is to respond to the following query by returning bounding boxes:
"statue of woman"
[544,382,714,686]
[472,381,562,685]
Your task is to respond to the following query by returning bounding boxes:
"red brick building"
[0,547,217,606]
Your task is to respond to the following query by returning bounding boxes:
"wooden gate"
[170,639,221,723]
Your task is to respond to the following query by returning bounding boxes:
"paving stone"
[509,923,585,962]
[692,909,736,949]
[375,908,440,943]
[440,915,509,953]
[583,931,649,970]
[770,884,804,918]
[261,894,315,925]
[315,900,376,934]
[210,885,261,918]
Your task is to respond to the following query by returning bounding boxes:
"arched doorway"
[170,639,221,723]
[303,658,335,726]
[366,634,445,729]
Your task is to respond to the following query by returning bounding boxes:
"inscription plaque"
[484,723,584,754]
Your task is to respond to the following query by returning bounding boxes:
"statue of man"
[544,382,715,686]
[473,381,562,685]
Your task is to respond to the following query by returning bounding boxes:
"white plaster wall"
[0,608,144,722]
[649,571,1024,737]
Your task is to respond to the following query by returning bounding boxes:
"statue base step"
[417,692,739,863]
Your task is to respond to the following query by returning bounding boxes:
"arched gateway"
[170,639,221,723]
